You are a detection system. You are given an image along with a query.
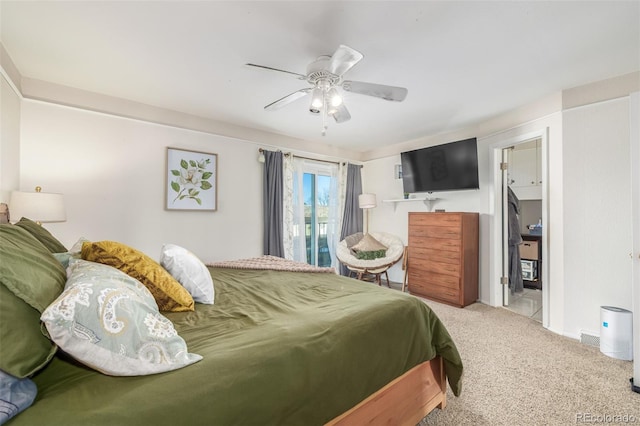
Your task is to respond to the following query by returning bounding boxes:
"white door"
[502,148,511,306]
[630,92,640,390]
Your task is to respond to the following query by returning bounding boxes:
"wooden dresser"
[407,212,479,307]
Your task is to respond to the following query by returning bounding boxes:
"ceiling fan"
[246,45,408,135]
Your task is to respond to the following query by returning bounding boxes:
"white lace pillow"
[41,259,202,376]
[160,244,214,305]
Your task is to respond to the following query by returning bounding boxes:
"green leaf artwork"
[170,157,213,205]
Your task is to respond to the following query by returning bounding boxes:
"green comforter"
[11,268,463,426]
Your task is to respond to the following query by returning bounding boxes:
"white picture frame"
[165,147,217,211]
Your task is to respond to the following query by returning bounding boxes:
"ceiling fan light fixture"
[310,88,324,111]
[328,88,342,107]
[249,44,407,134]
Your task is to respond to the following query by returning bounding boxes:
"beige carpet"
[415,299,639,425]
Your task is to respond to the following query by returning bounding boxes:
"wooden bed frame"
[326,356,446,425]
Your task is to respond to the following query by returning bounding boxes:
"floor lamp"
[358,193,377,234]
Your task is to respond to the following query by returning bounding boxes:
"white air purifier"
[600,306,633,361]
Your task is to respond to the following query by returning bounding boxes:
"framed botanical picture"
[166,147,217,211]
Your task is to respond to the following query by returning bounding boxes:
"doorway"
[290,159,341,269]
[300,172,332,267]
[490,128,550,329]
[502,139,543,322]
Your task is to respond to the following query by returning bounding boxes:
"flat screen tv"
[401,138,479,193]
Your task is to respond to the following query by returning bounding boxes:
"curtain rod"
[258,148,346,166]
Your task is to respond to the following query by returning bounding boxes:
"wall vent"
[580,331,600,348]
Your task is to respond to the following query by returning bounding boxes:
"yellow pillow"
[81,241,194,312]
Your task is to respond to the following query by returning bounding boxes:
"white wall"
[0,74,21,203]
[562,97,633,337]
[19,100,264,263]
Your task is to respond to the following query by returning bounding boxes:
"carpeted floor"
[415,299,639,425]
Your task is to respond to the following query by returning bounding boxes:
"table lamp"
[9,186,66,225]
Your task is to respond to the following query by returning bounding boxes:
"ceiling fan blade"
[264,88,311,111]
[342,80,408,102]
[330,103,351,123]
[246,63,306,79]
[327,45,363,76]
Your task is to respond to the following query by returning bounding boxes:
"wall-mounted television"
[401,137,479,193]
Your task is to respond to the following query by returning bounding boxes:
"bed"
[0,221,463,425]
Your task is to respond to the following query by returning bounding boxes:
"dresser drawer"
[409,236,462,256]
[409,213,461,227]
[409,279,460,305]
[409,258,461,277]
[408,270,459,290]
[408,246,460,265]
[408,236,462,252]
[409,225,461,240]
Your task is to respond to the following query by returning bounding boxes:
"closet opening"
[502,138,544,322]
[489,127,549,329]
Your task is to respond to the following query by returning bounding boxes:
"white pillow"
[41,259,202,376]
[160,244,214,305]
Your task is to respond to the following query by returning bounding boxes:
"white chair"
[337,232,405,288]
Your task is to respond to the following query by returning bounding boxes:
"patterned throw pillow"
[81,241,194,312]
[160,244,214,305]
[352,233,388,260]
[41,259,202,376]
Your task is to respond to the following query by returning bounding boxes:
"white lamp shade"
[9,191,66,223]
[358,193,377,209]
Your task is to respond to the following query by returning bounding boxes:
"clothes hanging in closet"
[508,187,524,294]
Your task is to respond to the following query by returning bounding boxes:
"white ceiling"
[1,1,639,153]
